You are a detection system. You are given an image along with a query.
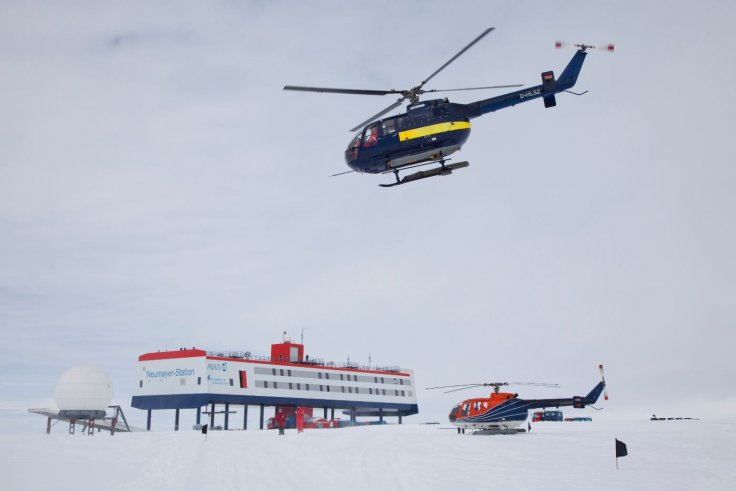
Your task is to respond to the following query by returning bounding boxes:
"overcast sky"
[1,0,734,431]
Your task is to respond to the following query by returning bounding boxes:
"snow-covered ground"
[2,420,733,490]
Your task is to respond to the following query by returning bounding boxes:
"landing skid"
[379,161,469,188]
[472,428,527,435]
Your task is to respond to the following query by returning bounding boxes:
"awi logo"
[208,362,228,372]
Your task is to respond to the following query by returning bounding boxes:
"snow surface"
[2,420,733,490]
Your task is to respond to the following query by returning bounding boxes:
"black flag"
[201,424,208,435]
[615,438,628,458]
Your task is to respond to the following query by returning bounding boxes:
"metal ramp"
[29,405,144,434]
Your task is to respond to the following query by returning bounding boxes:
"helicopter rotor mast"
[283,27,523,131]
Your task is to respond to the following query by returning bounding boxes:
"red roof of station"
[138,343,410,377]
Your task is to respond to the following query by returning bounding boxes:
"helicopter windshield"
[345,132,362,162]
[348,133,361,149]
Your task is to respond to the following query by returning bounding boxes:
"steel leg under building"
[259,404,264,429]
[146,410,151,431]
[175,409,180,431]
[243,405,248,430]
[196,407,201,425]
[210,403,215,427]
[225,403,230,430]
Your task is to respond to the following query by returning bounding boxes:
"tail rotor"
[555,41,615,53]
[599,364,609,400]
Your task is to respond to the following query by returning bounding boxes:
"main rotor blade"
[426,84,523,93]
[420,27,495,87]
[508,382,560,388]
[283,85,399,96]
[444,386,485,394]
[426,384,486,390]
[349,98,404,132]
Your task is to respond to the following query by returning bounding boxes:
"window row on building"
[139,376,203,388]
[253,379,412,398]
[253,366,411,386]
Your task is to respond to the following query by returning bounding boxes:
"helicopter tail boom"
[523,380,605,410]
[463,49,588,118]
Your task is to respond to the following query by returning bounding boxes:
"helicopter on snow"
[284,29,613,187]
[427,365,608,433]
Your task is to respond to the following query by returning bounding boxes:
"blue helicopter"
[284,29,612,187]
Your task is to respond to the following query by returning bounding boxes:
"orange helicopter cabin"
[455,392,518,418]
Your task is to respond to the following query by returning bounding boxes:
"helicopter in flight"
[427,365,608,433]
[284,29,613,187]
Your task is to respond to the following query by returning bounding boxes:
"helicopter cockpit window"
[363,125,378,148]
[382,119,396,135]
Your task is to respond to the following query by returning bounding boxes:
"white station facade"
[131,339,418,429]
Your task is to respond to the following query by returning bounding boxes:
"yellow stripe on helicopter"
[398,121,471,142]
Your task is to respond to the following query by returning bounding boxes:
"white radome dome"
[54,365,113,411]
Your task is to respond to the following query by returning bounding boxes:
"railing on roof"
[206,350,270,362]
[203,350,402,373]
[331,362,402,373]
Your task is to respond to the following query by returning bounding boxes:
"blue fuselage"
[345,100,471,173]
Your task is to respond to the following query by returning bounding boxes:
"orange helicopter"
[428,365,608,432]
